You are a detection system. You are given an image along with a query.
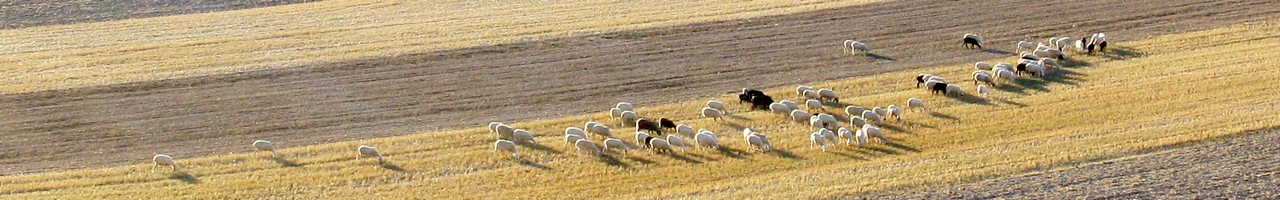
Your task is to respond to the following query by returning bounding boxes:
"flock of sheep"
[147,32,1111,171]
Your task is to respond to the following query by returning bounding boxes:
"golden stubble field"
[3,22,1277,199]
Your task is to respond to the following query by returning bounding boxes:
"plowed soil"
[4,0,1279,174]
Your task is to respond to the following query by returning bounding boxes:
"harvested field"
[0,0,316,29]
[4,0,1280,175]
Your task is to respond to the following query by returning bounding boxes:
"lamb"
[862,110,884,124]
[635,132,653,148]
[588,124,611,136]
[790,110,811,122]
[854,128,869,146]
[610,108,623,120]
[253,140,277,157]
[603,138,628,154]
[701,107,724,121]
[666,135,689,152]
[494,140,519,160]
[907,98,927,112]
[818,89,840,103]
[1016,40,1035,52]
[977,84,991,97]
[575,139,602,157]
[845,106,866,118]
[975,62,992,71]
[844,40,870,55]
[887,105,903,121]
[658,118,677,130]
[862,125,889,144]
[810,130,829,152]
[619,111,639,127]
[805,99,823,112]
[494,124,515,140]
[962,33,984,49]
[706,100,728,113]
[357,145,383,164]
[695,131,720,150]
[649,138,674,154]
[676,124,695,135]
[946,84,963,96]
[512,129,536,144]
[152,154,178,171]
[769,103,792,114]
[636,118,663,135]
[616,102,635,112]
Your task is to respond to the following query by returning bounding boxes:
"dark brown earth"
[857,128,1280,199]
[0,0,316,30]
[3,0,1280,175]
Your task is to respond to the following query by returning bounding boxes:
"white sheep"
[494,124,515,140]
[790,110,811,122]
[585,121,600,131]
[927,76,947,83]
[817,113,838,124]
[512,129,536,144]
[946,84,963,96]
[747,134,772,152]
[810,131,829,152]
[575,139,602,157]
[845,40,870,55]
[676,124,695,135]
[769,102,792,114]
[707,100,728,113]
[977,84,991,98]
[588,124,611,136]
[565,134,585,147]
[616,102,635,112]
[803,89,821,100]
[619,111,639,127]
[701,107,724,121]
[838,127,855,145]
[780,100,800,110]
[907,98,927,112]
[995,68,1018,83]
[854,128,869,147]
[494,140,519,160]
[649,138,673,153]
[565,127,587,139]
[253,140,277,157]
[873,107,887,118]
[806,99,824,112]
[666,135,688,152]
[634,132,652,149]
[1016,40,1035,52]
[975,62,992,71]
[357,145,383,164]
[152,154,178,171]
[809,115,828,131]
[603,138,628,154]
[1055,38,1073,51]
[862,125,889,144]
[850,116,867,128]
[796,85,815,97]
[695,131,720,150]
[887,105,903,121]
[862,110,884,124]
[924,80,946,90]
[994,63,1014,71]
[818,89,839,103]
[974,71,995,86]
[610,108,623,119]
[845,106,865,118]
[488,122,504,135]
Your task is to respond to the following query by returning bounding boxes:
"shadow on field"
[716,146,750,159]
[769,149,805,160]
[170,171,201,184]
[993,98,1029,107]
[1097,47,1145,60]
[823,101,852,109]
[517,160,552,170]
[928,112,959,121]
[864,145,900,155]
[724,114,752,121]
[626,155,655,165]
[600,155,631,168]
[982,48,1014,55]
[379,162,408,172]
[518,142,564,155]
[683,151,717,161]
[949,94,994,106]
[271,157,302,167]
[896,120,937,130]
[885,143,921,153]
[866,53,897,61]
[828,150,868,160]
[660,153,704,164]
[723,121,748,131]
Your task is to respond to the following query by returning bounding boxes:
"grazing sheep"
[817,113,838,124]
[1025,62,1046,77]
[845,40,870,55]
[770,102,792,114]
[907,98,927,112]
[975,62,992,71]
[887,105,903,121]
[873,107,887,118]
[610,108,623,120]
[636,118,663,135]
[862,110,884,124]
[666,135,688,152]
[977,84,991,97]
[585,121,601,131]
[1055,38,1073,51]
[796,85,815,97]
[603,138,628,154]
[850,116,867,128]
[488,122,504,135]
[494,124,515,140]
[845,106,866,118]
[995,69,1017,83]
[854,128,869,146]
[806,99,823,111]
[253,140,277,157]
[929,81,949,95]
[701,107,725,121]
[739,88,766,104]
[974,71,995,86]
[809,115,828,131]
[494,140,519,160]
[927,76,947,83]
[619,111,639,127]
[915,74,936,88]
[1017,40,1035,52]
[695,131,720,150]
[946,84,963,96]
[649,138,673,153]
[838,127,855,145]
[994,63,1014,71]
[659,118,677,130]
[803,89,821,100]
[575,139,602,157]
[818,89,840,103]
[810,131,830,152]
[616,102,635,112]
[152,154,178,171]
[512,129,536,144]
[357,145,383,164]
[749,94,776,111]
[635,132,652,148]
[790,110,811,122]
[565,134,585,147]
[962,33,983,49]
[780,100,800,110]
[588,124,611,136]
[676,124,695,135]
[747,134,772,152]
[862,125,889,144]
[565,127,587,139]
[707,100,728,113]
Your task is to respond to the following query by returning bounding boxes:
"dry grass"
[0,0,885,94]
[2,22,1277,199]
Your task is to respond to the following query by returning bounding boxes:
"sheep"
[818,89,840,103]
[1091,33,1108,53]
[676,124,695,135]
[636,118,663,135]
[565,127,587,139]
[887,105,903,121]
[635,132,653,149]
[512,129,536,144]
[962,33,983,49]
[817,113,838,125]
[649,138,673,154]
[803,89,821,100]
[805,99,823,112]
[929,81,949,95]
[565,134,585,147]
[845,40,870,55]
[588,124,611,136]
[616,102,635,112]
[974,71,995,86]
[873,107,887,118]
[603,138,628,154]
[790,110,811,122]
[994,63,1014,72]
[748,94,775,111]
[850,116,867,128]
[695,131,720,150]
[780,100,800,110]
[862,125,890,144]
[1025,62,1046,77]
[152,154,178,171]
[907,98,927,112]
[769,102,792,114]
[796,85,815,97]
[977,84,991,98]
[915,74,937,88]
[845,106,865,118]
[946,84,963,96]
[854,128,869,147]
[838,127,855,145]
[1055,38,1073,51]
[809,115,828,131]
[810,131,829,152]
[494,140,519,160]
[995,69,1018,83]
[975,62,992,71]
[706,100,728,113]
[822,128,838,145]
[739,88,766,104]
[862,110,884,124]
[927,76,947,83]
[488,122,504,135]
[658,118,677,130]
[701,107,724,121]
[575,139,602,157]
[494,124,515,140]
[1016,40,1035,52]
[666,135,688,152]
[357,145,383,164]
[253,140,277,157]
[619,111,639,127]
[610,108,623,120]
[747,134,772,152]
[585,121,601,131]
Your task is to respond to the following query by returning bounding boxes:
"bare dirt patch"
[0,0,315,29]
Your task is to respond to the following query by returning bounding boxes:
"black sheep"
[658,118,676,130]
[749,95,775,110]
[636,118,663,135]
[962,37,983,49]
[915,74,928,88]
[1098,41,1108,53]
[738,88,765,104]
[930,82,948,95]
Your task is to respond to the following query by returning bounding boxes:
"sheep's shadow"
[517,160,552,170]
[1097,47,1144,61]
[722,121,748,131]
[682,151,717,161]
[1058,59,1093,68]
[517,142,564,155]
[724,114,752,121]
[599,155,632,168]
[767,149,805,160]
[625,156,655,165]
[1010,78,1052,93]
[827,150,869,160]
[864,145,900,155]
[896,120,937,129]
[715,146,751,159]
[981,48,1014,55]
[885,143,921,153]
[379,162,408,172]
[878,123,916,135]
[928,112,959,121]
[865,53,897,61]
[660,152,704,164]
[993,98,1029,107]
[270,157,301,167]
[170,171,201,184]
[948,93,994,105]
